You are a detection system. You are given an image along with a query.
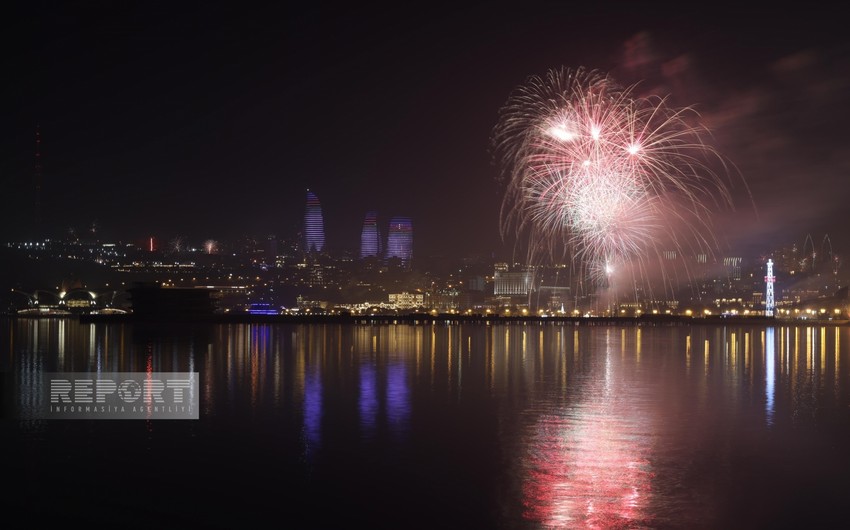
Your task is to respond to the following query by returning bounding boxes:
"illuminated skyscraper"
[360,210,381,259]
[304,190,325,254]
[385,216,413,266]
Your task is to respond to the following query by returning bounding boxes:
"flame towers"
[304,190,325,254]
[360,211,381,259]
[386,216,413,266]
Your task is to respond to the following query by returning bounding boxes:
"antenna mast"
[34,124,43,236]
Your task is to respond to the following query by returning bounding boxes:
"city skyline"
[2,225,845,319]
[3,3,850,263]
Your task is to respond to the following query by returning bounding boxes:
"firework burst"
[169,236,185,253]
[492,66,748,297]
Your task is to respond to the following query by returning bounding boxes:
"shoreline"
[4,312,847,327]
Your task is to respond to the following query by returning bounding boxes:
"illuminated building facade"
[494,268,534,296]
[304,190,325,254]
[724,257,742,281]
[360,210,381,259]
[388,291,424,310]
[385,216,413,266]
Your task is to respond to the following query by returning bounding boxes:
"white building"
[389,291,424,310]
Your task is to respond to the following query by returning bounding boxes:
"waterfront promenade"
[57,312,846,326]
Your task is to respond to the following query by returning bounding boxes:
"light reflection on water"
[518,328,655,528]
[4,318,850,528]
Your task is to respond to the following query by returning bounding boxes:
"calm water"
[3,317,850,529]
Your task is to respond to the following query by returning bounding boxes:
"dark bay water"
[3,317,850,529]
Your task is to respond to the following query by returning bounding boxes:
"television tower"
[34,124,42,236]
[765,259,775,317]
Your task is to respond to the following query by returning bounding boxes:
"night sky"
[4,2,850,260]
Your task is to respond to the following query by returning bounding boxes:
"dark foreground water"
[3,317,850,529]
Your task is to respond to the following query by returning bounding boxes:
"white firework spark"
[492,66,749,295]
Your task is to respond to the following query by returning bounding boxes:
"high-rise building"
[385,216,413,266]
[304,190,325,254]
[360,211,381,259]
[266,234,278,262]
[723,256,742,281]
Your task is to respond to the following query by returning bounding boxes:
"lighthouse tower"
[765,259,775,317]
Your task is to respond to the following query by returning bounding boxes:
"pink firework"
[493,66,746,287]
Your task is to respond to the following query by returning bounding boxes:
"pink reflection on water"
[521,349,654,528]
[522,407,654,528]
